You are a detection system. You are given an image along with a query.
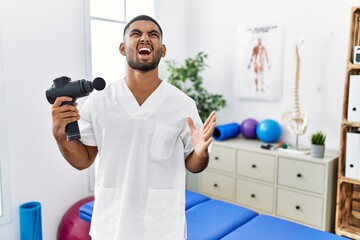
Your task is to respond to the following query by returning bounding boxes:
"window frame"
[0,31,11,225]
[83,0,128,192]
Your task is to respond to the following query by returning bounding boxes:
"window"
[84,0,154,191]
[0,33,11,225]
[85,0,154,85]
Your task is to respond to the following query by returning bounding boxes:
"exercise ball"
[240,118,258,139]
[256,119,282,143]
[57,196,94,240]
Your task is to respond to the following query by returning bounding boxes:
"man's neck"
[125,69,162,106]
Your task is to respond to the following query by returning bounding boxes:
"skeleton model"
[281,37,308,148]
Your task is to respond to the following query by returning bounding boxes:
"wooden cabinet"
[199,138,338,231]
[335,6,360,239]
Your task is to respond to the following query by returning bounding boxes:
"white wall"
[0,0,360,238]
[0,0,92,239]
[156,0,360,150]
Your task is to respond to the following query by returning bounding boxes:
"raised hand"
[187,111,217,157]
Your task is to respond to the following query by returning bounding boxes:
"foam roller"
[213,123,241,141]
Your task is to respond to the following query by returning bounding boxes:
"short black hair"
[123,15,163,37]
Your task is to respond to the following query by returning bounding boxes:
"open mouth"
[138,47,151,55]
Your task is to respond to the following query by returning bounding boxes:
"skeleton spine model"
[281,37,308,139]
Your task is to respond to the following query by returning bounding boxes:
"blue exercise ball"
[256,119,282,143]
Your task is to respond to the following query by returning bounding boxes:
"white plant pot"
[311,144,325,158]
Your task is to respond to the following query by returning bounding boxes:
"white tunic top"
[78,79,202,240]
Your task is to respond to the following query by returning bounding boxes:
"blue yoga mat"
[213,123,241,141]
[19,202,42,240]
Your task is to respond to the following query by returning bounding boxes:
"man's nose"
[140,33,150,42]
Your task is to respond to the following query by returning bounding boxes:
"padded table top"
[221,215,349,240]
[185,190,210,210]
[186,199,258,240]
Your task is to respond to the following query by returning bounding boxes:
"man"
[248,37,271,92]
[51,15,216,239]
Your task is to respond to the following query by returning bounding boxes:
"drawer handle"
[295,205,301,210]
[251,194,256,198]
[297,173,302,178]
[213,183,218,187]
[214,156,219,160]
[252,164,257,168]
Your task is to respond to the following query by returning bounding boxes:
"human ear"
[161,44,166,58]
[119,43,126,56]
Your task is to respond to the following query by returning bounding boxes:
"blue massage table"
[79,190,349,240]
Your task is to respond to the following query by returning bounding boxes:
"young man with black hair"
[51,15,216,239]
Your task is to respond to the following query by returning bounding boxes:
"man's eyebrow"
[148,30,160,35]
[129,29,142,34]
[129,28,160,35]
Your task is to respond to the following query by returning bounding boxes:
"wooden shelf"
[336,227,360,240]
[338,176,360,185]
[347,64,360,70]
[335,6,360,239]
[341,121,360,128]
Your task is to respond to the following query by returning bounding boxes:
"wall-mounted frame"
[234,23,285,101]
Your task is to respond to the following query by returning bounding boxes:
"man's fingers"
[60,111,80,119]
[52,96,73,107]
[52,105,79,118]
[206,137,213,146]
[204,122,216,139]
[204,114,217,133]
[54,116,80,126]
[187,118,196,132]
[203,111,216,127]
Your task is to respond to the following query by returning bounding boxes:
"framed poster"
[234,24,285,101]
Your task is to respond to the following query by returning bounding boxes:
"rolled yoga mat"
[19,201,43,240]
[213,123,241,141]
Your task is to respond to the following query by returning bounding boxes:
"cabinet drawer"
[200,171,234,201]
[278,158,325,194]
[209,145,236,173]
[277,188,323,228]
[237,151,275,182]
[236,179,274,213]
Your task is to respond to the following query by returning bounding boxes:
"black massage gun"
[46,76,106,141]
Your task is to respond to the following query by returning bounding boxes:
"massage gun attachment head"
[92,77,106,91]
[46,76,106,104]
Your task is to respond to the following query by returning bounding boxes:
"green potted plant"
[310,131,326,158]
[165,52,226,122]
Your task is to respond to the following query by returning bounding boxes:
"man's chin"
[128,60,160,72]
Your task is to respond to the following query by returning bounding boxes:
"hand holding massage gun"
[46,76,106,141]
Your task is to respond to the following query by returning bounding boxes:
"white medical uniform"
[78,79,202,240]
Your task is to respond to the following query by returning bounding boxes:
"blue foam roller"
[19,202,42,240]
[213,123,241,141]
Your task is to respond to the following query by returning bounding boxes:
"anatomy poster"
[234,24,284,101]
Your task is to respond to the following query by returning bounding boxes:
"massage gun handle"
[62,99,81,141]
[66,121,81,141]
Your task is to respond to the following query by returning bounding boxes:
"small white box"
[354,46,360,64]
[348,75,360,122]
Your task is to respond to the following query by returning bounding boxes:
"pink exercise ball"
[241,118,258,139]
[57,196,94,240]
